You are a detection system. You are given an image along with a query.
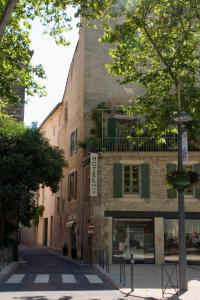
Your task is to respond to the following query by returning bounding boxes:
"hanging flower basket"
[166,170,199,190]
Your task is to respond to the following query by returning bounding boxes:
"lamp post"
[174,111,192,291]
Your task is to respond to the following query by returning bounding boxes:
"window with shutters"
[167,163,200,199]
[68,171,77,200]
[124,165,140,194]
[184,165,193,196]
[113,162,150,198]
[69,129,78,155]
[56,197,60,215]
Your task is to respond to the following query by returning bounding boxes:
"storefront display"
[164,219,200,263]
[113,218,154,263]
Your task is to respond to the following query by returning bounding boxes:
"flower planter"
[172,176,191,190]
[167,170,199,191]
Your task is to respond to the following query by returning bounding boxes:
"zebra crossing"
[4,273,104,284]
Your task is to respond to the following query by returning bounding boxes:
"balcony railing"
[87,137,200,153]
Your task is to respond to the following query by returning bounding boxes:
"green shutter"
[113,163,123,198]
[140,163,150,198]
[108,118,117,137]
[167,164,177,199]
[193,164,200,199]
[67,174,70,201]
[74,171,77,199]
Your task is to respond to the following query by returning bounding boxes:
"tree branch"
[0,0,18,45]
[141,22,178,85]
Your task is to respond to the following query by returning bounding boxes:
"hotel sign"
[90,153,98,197]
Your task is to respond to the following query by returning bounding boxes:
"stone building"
[36,25,200,264]
[5,86,25,122]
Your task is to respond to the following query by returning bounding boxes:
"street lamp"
[174,111,192,291]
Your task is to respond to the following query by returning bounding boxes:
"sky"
[24,18,79,127]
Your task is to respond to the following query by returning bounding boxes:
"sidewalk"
[95,263,200,300]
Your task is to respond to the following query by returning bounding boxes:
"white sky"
[24,17,79,126]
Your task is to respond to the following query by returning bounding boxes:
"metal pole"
[101,109,103,152]
[130,254,134,292]
[177,123,188,291]
[90,235,93,265]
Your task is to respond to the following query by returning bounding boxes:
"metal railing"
[161,263,179,299]
[99,249,109,273]
[0,246,13,272]
[120,256,126,286]
[87,137,200,153]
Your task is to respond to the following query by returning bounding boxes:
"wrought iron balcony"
[86,137,200,153]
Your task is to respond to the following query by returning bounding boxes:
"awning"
[65,221,76,228]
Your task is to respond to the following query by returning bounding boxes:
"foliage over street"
[0,113,66,243]
[82,0,200,140]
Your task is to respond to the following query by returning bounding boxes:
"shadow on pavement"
[12,297,72,300]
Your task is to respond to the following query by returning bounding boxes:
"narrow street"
[0,246,142,300]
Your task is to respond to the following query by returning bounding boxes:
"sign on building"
[90,153,98,197]
[182,131,188,164]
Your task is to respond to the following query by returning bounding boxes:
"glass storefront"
[164,219,200,263]
[113,218,154,263]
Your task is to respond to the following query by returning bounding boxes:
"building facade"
[36,25,200,264]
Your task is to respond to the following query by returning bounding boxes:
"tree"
[86,0,200,141]
[0,113,67,244]
[0,0,112,105]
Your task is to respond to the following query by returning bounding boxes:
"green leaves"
[0,115,67,227]
[91,0,200,139]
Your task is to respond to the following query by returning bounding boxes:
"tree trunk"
[0,0,18,45]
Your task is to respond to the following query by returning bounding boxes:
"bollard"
[130,254,135,292]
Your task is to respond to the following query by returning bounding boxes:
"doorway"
[43,218,48,246]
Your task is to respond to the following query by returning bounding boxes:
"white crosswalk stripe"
[4,273,104,284]
[62,274,77,283]
[85,274,103,283]
[6,274,25,284]
[34,274,49,283]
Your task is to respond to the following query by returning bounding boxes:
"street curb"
[94,265,159,300]
[0,261,19,280]
[94,264,119,290]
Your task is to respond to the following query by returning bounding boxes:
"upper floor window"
[53,125,56,136]
[184,165,193,196]
[70,129,78,155]
[68,171,77,200]
[124,165,140,194]
[167,163,200,199]
[113,163,150,199]
[56,197,60,215]
[107,116,142,138]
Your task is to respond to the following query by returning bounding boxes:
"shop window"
[113,163,150,198]
[112,218,154,263]
[164,219,200,263]
[68,171,77,200]
[69,129,78,155]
